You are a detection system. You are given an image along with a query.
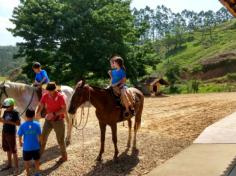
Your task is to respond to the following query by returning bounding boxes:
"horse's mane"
[5,81,33,89]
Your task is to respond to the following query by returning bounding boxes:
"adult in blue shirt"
[18,109,42,176]
[32,62,50,87]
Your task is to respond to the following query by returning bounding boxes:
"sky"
[0,0,223,46]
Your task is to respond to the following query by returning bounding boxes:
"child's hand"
[108,70,112,76]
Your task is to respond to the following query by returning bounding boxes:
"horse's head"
[68,80,90,114]
[0,81,10,102]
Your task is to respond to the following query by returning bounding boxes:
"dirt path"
[1,92,236,176]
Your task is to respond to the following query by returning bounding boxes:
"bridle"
[73,85,91,131]
[0,81,9,101]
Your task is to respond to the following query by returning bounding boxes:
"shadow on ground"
[0,145,60,176]
[85,148,140,176]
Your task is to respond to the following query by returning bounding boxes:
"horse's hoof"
[113,156,119,163]
[65,140,71,147]
[96,156,102,162]
[132,147,138,153]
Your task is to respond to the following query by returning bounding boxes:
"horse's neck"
[7,83,31,97]
[7,83,36,106]
[90,87,112,111]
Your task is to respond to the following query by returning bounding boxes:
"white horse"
[0,81,74,145]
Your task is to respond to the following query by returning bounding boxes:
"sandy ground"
[1,92,236,176]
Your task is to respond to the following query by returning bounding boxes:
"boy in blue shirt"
[32,62,50,87]
[18,109,42,176]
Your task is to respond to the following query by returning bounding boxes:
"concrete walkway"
[148,112,236,176]
[194,112,236,143]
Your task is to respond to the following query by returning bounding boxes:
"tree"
[9,0,141,84]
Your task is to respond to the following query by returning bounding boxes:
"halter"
[0,81,9,101]
[73,85,91,131]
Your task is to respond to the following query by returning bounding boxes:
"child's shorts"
[2,132,17,153]
[23,150,40,161]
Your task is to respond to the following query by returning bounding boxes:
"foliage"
[0,46,24,76]
[8,1,235,91]
[9,0,149,84]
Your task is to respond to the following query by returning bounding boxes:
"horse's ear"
[76,79,86,88]
[81,79,85,87]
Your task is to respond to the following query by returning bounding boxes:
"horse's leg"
[111,124,119,161]
[133,122,138,150]
[96,121,106,161]
[127,119,132,149]
[133,101,143,150]
[65,113,74,146]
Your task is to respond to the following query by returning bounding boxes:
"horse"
[0,81,74,145]
[68,80,144,161]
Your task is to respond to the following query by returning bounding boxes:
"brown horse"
[68,80,144,161]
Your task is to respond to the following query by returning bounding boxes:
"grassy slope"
[0,77,7,81]
[154,20,236,93]
[157,19,236,73]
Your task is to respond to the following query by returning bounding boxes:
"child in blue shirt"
[32,62,50,87]
[18,109,42,176]
[110,56,135,117]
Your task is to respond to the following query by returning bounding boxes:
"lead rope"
[19,88,35,117]
[73,87,91,166]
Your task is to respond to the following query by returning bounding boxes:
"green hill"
[0,46,25,77]
[154,19,236,93]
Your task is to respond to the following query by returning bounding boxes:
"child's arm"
[19,136,23,147]
[108,70,112,78]
[39,77,47,85]
[38,135,43,144]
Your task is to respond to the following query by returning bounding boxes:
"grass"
[161,82,236,94]
[155,19,236,73]
[0,77,7,81]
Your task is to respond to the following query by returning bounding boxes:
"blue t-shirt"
[111,68,126,85]
[18,121,41,151]
[35,70,50,84]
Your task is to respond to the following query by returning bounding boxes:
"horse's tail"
[134,92,144,130]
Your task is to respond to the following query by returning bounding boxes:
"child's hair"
[32,62,41,69]
[26,109,35,118]
[114,56,126,71]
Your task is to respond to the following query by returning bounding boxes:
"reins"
[72,86,91,165]
[73,86,91,131]
[19,87,35,117]
[0,82,35,117]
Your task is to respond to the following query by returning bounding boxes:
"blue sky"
[0,0,223,46]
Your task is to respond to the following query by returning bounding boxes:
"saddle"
[108,86,122,107]
[108,86,135,121]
